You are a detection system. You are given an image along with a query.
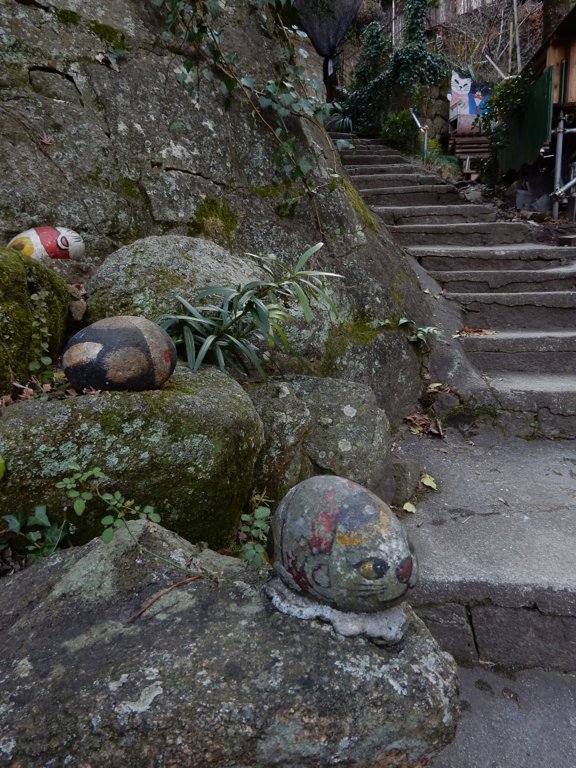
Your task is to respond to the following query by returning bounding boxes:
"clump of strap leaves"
[149,0,358,230]
[157,242,341,380]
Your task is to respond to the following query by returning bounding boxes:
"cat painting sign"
[448,71,490,133]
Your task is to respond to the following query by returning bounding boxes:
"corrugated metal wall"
[499,67,554,173]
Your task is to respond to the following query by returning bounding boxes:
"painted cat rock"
[269,475,418,613]
[63,316,177,392]
[7,226,85,261]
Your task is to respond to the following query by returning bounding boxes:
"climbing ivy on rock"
[150,0,342,229]
[344,0,447,134]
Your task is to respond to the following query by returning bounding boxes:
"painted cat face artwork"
[448,70,473,118]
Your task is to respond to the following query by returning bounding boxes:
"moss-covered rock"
[0,247,69,393]
[86,235,264,322]
[0,366,264,547]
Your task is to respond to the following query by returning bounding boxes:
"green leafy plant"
[1,462,162,564]
[157,242,341,379]
[239,500,272,567]
[150,0,339,229]
[380,109,419,154]
[28,289,53,382]
[383,316,443,352]
[56,461,161,544]
[344,1,447,133]
[1,506,64,561]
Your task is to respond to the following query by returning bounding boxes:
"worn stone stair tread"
[460,331,576,374]
[347,166,421,177]
[367,184,459,196]
[431,265,576,291]
[487,371,576,396]
[431,665,576,768]
[399,426,576,669]
[409,243,576,270]
[447,290,576,305]
[345,164,418,175]
[356,175,447,188]
[392,221,540,246]
[376,205,497,225]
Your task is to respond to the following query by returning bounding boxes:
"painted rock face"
[63,316,177,392]
[270,475,418,613]
[7,227,85,261]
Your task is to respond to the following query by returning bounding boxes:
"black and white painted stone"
[62,316,177,392]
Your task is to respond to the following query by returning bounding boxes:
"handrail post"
[553,111,565,221]
[409,107,428,163]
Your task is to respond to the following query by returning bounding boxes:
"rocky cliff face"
[0,0,435,418]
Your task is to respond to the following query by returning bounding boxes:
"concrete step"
[341,145,403,155]
[377,205,497,226]
[431,265,576,292]
[432,665,576,768]
[459,330,576,373]
[488,372,576,438]
[346,164,417,176]
[399,425,576,668]
[410,244,576,271]
[356,173,443,189]
[341,152,406,165]
[369,186,463,206]
[347,166,420,180]
[391,221,540,247]
[447,290,576,329]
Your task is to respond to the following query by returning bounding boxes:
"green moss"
[341,177,378,233]
[118,177,142,201]
[55,9,81,25]
[321,320,381,376]
[88,21,125,47]
[249,185,284,199]
[0,248,69,394]
[189,196,238,245]
[0,368,262,548]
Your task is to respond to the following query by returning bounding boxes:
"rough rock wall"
[0,0,438,417]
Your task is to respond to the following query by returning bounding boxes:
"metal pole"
[423,126,429,163]
[553,112,565,221]
[512,0,521,72]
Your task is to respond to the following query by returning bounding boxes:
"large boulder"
[0,0,438,421]
[86,235,264,322]
[248,376,392,501]
[0,521,459,767]
[0,247,69,393]
[0,366,263,547]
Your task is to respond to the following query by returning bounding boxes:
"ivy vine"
[150,0,343,231]
[344,0,447,134]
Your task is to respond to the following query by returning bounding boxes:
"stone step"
[356,173,442,189]
[346,164,417,176]
[459,330,576,373]
[329,134,391,146]
[369,186,463,206]
[377,205,497,226]
[431,265,576,292]
[341,153,406,165]
[410,244,576,271]
[487,372,576,438]
[400,425,576,670]
[342,145,403,155]
[391,221,540,247]
[347,166,420,180]
[447,290,576,329]
[349,164,428,184]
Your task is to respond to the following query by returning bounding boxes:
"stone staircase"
[336,136,576,767]
[336,135,576,439]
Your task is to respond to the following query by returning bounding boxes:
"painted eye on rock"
[354,558,389,580]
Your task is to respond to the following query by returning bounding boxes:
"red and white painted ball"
[7,226,85,261]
